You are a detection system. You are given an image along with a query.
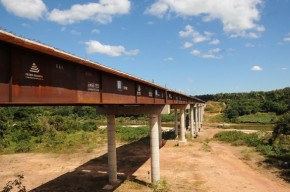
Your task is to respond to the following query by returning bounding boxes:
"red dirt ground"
[1,128,289,192]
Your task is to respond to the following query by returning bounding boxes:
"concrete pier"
[150,114,160,183]
[107,115,117,184]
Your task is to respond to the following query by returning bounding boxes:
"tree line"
[197,87,290,121]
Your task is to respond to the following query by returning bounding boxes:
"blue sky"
[0,0,289,95]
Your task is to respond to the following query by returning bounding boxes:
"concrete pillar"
[107,115,117,184]
[150,114,160,183]
[174,109,178,138]
[180,108,186,142]
[158,114,162,147]
[194,105,198,135]
[201,104,205,128]
[190,106,194,139]
[198,105,201,131]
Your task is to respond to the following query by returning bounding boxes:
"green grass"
[223,124,275,131]
[204,114,227,123]
[205,101,225,113]
[237,112,278,124]
[214,130,289,157]
[0,126,150,154]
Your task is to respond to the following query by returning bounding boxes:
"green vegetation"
[205,101,224,114]
[214,130,289,160]
[237,112,278,124]
[214,112,290,181]
[0,106,149,154]
[199,87,290,122]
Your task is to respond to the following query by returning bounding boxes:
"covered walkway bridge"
[0,30,205,186]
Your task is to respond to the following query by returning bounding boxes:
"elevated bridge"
[0,30,205,187]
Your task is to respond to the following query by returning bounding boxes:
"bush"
[14,140,32,153]
[116,126,149,142]
[214,131,264,147]
[82,121,97,131]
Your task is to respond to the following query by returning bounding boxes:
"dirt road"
[0,128,289,192]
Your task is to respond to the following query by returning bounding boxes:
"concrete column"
[194,105,198,135]
[198,105,201,131]
[201,104,205,128]
[107,115,117,184]
[190,106,194,139]
[174,109,178,138]
[158,114,162,147]
[150,114,160,183]
[180,108,186,142]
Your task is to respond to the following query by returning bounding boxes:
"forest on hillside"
[198,87,290,121]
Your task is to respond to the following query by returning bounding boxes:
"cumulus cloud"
[0,0,47,20]
[183,41,193,49]
[85,40,139,57]
[179,25,212,44]
[91,29,100,34]
[209,39,220,45]
[146,0,265,38]
[48,0,130,25]
[251,65,263,71]
[179,25,220,48]
[191,48,223,59]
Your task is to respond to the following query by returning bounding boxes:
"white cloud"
[48,0,130,25]
[191,49,201,56]
[85,40,139,57]
[251,65,263,71]
[21,23,30,27]
[147,21,155,25]
[146,0,264,38]
[179,25,212,44]
[125,49,140,56]
[209,39,220,45]
[281,67,287,70]
[164,57,174,61]
[183,41,193,48]
[191,48,223,59]
[208,48,222,54]
[0,0,47,20]
[91,29,100,34]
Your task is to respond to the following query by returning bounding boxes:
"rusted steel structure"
[0,30,204,105]
[0,30,206,186]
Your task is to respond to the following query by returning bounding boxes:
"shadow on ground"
[30,137,166,192]
[264,154,290,183]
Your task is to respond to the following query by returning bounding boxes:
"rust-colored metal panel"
[154,98,165,104]
[137,96,154,104]
[76,66,101,103]
[11,48,79,103]
[0,41,10,102]
[102,93,136,104]
[102,73,135,95]
[137,83,154,98]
